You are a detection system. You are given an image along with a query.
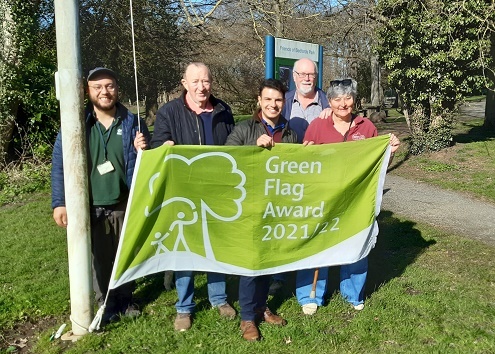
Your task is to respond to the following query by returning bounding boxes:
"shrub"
[0,160,51,206]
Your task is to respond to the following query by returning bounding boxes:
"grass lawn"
[1,104,494,353]
[388,117,495,203]
[1,199,494,353]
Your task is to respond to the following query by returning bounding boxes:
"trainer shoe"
[123,303,141,318]
[268,280,284,295]
[353,303,365,311]
[174,313,192,331]
[217,303,236,319]
[302,303,318,315]
[256,307,287,326]
[240,320,260,341]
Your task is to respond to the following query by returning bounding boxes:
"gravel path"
[382,174,495,246]
[380,99,495,245]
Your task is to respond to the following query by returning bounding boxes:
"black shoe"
[101,307,119,326]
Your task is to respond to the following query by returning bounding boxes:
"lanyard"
[95,120,115,161]
[342,116,355,142]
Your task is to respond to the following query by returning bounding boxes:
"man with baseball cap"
[51,67,151,324]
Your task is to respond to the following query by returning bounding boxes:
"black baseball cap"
[87,67,118,82]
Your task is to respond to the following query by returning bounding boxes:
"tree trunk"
[484,31,495,130]
[273,1,284,37]
[0,3,19,164]
[370,55,381,107]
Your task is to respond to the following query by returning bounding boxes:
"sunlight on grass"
[2,198,495,353]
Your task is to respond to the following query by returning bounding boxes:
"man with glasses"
[150,62,236,332]
[281,58,330,144]
[269,58,330,296]
[51,67,150,325]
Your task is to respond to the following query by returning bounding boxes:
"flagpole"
[54,0,93,339]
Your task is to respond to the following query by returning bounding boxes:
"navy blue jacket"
[282,88,330,143]
[51,103,151,208]
[150,91,235,147]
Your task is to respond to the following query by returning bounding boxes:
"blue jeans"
[295,267,328,306]
[340,256,368,306]
[175,271,227,313]
[295,256,368,306]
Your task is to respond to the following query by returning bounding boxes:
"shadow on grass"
[454,121,495,144]
[131,211,435,314]
[365,210,436,297]
[267,210,436,308]
[133,273,172,308]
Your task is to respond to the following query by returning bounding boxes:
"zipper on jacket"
[195,114,202,145]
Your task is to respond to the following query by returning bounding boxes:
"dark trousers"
[90,202,133,312]
[239,275,270,321]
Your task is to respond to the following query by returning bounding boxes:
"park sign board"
[109,136,391,289]
[274,38,319,61]
[265,36,323,90]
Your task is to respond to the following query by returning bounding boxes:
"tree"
[0,0,58,164]
[79,0,189,121]
[177,0,359,112]
[375,0,488,154]
[0,1,18,164]
[485,32,495,130]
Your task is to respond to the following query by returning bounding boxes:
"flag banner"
[109,135,391,289]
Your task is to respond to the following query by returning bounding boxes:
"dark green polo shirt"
[88,114,127,206]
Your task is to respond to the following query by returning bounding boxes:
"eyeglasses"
[88,84,116,93]
[294,71,317,79]
[330,79,353,87]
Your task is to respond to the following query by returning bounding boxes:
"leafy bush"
[0,160,51,205]
[409,125,454,155]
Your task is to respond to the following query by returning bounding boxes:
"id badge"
[97,160,115,175]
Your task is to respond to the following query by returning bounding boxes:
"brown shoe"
[257,307,287,326]
[217,303,236,319]
[174,313,192,331]
[240,320,260,341]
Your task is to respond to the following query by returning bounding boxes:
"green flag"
[110,135,391,288]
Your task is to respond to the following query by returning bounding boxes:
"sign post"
[265,36,323,90]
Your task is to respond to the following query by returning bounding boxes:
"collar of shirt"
[262,118,285,135]
[293,90,320,105]
[92,111,121,129]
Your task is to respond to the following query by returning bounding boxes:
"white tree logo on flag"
[145,152,247,261]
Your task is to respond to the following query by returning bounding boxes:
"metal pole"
[265,35,275,79]
[318,45,324,90]
[53,0,93,338]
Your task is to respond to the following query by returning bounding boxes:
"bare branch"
[179,0,224,27]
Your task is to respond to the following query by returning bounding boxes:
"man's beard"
[298,85,314,95]
[91,97,116,111]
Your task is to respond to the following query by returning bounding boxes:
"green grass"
[2,109,495,353]
[391,118,495,202]
[464,95,486,102]
[0,194,69,328]
[1,197,495,353]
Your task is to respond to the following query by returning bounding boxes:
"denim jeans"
[340,256,368,306]
[295,256,368,307]
[295,267,328,306]
[175,271,227,313]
